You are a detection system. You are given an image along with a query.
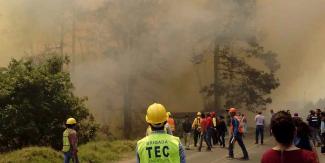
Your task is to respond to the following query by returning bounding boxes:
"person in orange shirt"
[167,112,176,134]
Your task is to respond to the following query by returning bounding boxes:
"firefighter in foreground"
[227,108,249,160]
[136,103,186,163]
[62,118,79,163]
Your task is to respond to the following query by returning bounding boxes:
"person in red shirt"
[206,113,214,147]
[261,111,318,163]
[198,113,212,151]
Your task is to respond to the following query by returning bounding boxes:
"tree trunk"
[214,44,221,113]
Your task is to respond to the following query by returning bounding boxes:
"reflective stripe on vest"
[137,133,180,163]
[193,117,201,129]
[62,128,71,152]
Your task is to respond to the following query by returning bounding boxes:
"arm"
[179,143,186,163]
[136,145,140,163]
[191,118,196,129]
[68,132,78,154]
[166,124,173,135]
[232,119,239,136]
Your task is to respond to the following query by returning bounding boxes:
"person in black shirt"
[293,118,313,151]
[217,115,227,148]
[307,110,321,146]
[182,115,192,150]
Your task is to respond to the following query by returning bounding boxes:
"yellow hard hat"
[197,112,202,116]
[66,118,77,125]
[146,103,168,125]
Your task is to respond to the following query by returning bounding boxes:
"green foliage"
[0,55,97,151]
[0,140,136,163]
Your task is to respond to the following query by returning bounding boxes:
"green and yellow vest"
[137,132,180,163]
[62,128,73,152]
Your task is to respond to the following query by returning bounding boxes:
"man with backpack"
[227,108,249,160]
[192,112,202,147]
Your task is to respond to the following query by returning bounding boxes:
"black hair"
[293,118,310,138]
[150,121,167,131]
[271,111,295,147]
[321,111,325,117]
[201,113,206,118]
[66,124,75,129]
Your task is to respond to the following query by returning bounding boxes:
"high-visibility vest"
[192,117,201,129]
[167,118,175,132]
[212,117,217,127]
[230,116,244,134]
[137,132,180,163]
[62,128,72,152]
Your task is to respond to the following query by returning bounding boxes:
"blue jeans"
[64,151,79,163]
[206,127,213,148]
[255,125,264,144]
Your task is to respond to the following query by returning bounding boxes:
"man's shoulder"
[69,129,77,135]
[261,149,277,163]
[137,136,150,146]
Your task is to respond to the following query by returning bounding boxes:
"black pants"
[256,125,264,144]
[193,129,200,146]
[219,131,225,147]
[212,128,218,145]
[228,134,248,158]
[321,133,325,153]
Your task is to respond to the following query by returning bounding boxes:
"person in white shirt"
[255,111,265,144]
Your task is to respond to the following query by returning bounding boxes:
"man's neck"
[272,144,299,151]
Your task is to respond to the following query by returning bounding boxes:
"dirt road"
[118,135,325,163]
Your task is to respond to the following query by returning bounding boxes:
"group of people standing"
[188,111,227,151]
[181,108,249,160]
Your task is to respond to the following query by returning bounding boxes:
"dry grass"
[0,140,136,163]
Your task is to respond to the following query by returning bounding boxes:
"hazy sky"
[257,0,325,110]
[1,0,325,116]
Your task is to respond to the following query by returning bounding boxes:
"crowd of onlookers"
[179,108,324,162]
[262,109,325,163]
